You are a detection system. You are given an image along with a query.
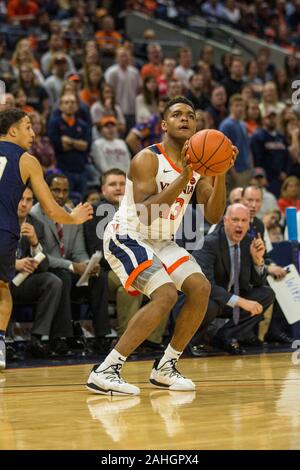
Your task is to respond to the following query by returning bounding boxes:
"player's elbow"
[205,213,222,225]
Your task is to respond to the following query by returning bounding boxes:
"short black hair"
[101,168,126,187]
[162,96,195,119]
[46,172,68,187]
[0,108,27,136]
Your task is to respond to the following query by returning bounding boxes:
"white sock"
[95,348,127,372]
[157,344,182,368]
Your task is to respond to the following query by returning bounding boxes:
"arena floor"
[1,353,300,450]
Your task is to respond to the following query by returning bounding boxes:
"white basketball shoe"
[149,358,196,391]
[86,363,140,396]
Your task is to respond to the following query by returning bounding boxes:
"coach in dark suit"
[192,203,275,354]
[11,186,63,357]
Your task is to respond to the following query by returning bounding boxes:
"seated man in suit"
[192,203,275,354]
[84,168,168,351]
[11,186,63,357]
[31,173,111,353]
[242,185,294,343]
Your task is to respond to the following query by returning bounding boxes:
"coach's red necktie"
[56,223,65,257]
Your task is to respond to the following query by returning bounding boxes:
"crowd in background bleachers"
[1,0,300,361]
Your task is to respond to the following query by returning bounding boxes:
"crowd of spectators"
[1,0,300,362]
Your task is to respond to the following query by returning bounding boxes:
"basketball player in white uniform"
[87,97,238,395]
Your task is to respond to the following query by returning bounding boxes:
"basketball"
[187,129,233,176]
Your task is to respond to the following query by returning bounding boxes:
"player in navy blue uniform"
[0,108,93,369]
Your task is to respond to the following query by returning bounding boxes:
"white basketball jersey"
[113,143,200,240]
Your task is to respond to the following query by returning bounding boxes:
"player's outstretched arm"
[196,145,238,224]
[20,153,93,224]
[131,148,191,225]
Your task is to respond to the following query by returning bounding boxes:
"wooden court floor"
[1,353,300,450]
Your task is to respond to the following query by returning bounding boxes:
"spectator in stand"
[29,111,56,174]
[90,82,126,138]
[11,85,34,113]
[126,96,168,154]
[256,50,275,82]
[250,107,291,197]
[278,176,300,217]
[95,15,123,57]
[140,43,163,79]
[45,53,70,105]
[205,85,228,129]
[195,109,210,131]
[244,98,262,137]
[199,44,223,82]
[220,0,241,25]
[91,116,131,174]
[135,75,159,124]
[7,0,39,27]
[259,81,286,117]
[0,93,15,111]
[195,61,216,96]
[18,64,49,118]
[186,73,210,111]
[41,33,76,77]
[249,167,279,219]
[0,38,15,88]
[245,59,264,95]
[280,112,300,179]
[58,78,92,128]
[83,189,101,205]
[221,57,245,101]
[274,68,291,101]
[267,222,284,244]
[157,57,176,97]
[174,47,194,90]
[11,38,45,86]
[228,187,243,204]
[47,93,91,195]
[105,47,141,132]
[284,54,300,82]
[167,78,184,100]
[80,64,103,108]
[219,94,252,188]
[241,83,255,102]
[201,0,223,22]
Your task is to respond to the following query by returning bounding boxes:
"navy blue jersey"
[0,141,26,237]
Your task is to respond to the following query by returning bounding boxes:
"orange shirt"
[80,88,100,107]
[95,31,123,49]
[140,63,163,79]
[7,0,39,18]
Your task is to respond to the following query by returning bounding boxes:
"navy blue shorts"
[0,230,18,283]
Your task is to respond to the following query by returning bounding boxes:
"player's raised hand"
[181,140,193,182]
[70,202,93,224]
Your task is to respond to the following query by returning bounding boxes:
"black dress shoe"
[50,338,72,356]
[27,337,49,358]
[93,337,112,354]
[265,332,295,345]
[213,338,246,355]
[188,343,213,357]
[240,337,264,347]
